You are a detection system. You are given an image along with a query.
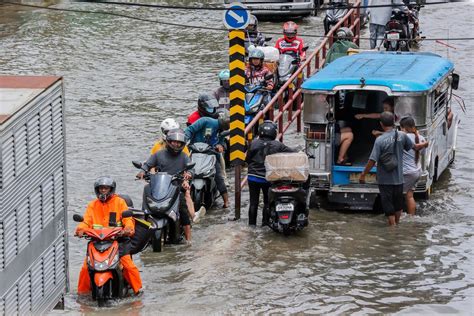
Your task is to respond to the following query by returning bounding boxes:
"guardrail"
[233,1,361,219]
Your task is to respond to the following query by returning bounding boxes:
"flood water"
[0,1,473,314]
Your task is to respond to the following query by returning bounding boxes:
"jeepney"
[302,52,460,210]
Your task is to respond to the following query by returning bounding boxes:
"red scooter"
[73,212,133,306]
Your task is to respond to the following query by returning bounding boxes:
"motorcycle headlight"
[94,260,109,271]
[108,253,119,267]
[147,197,172,212]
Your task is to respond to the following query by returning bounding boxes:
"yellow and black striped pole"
[229,29,246,220]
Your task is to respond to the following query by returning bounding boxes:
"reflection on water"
[0,1,473,314]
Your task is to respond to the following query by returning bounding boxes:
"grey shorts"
[403,170,421,194]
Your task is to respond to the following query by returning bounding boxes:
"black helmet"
[198,93,219,118]
[166,128,187,154]
[258,120,277,140]
[217,109,230,131]
[94,176,116,202]
[246,14,258,34]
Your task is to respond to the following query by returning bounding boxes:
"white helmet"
[160,118,180,139]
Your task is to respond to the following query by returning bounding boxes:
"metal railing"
[233,1,361,218]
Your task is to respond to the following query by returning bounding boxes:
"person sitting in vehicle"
[245,48,274,90]
[245,14,266,49]
[324,27,359,66]
[185,111,230,209]
[213,69,230,110]
[246,121,294,226]
[187,93,219,126]
[75,177,142,295]
[137,129,198,241]
[355,97,397,137]
[275,21,306,61]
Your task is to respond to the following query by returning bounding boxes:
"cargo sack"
[130,217,152,255]
[265,152,309,182]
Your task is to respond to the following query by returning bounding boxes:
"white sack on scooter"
[265,152,309,182]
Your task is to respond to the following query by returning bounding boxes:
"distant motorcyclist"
[275,21,306,61]
[246,121,293,226]
[187,93,219,126]
[245,48,274,90]
[245,14,266,48]
[324,27,359,66]
[137,129,198,241]
[185,111,230,209]
[75,177,142,295]
[213,69,230,110]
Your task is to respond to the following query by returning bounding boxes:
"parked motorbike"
[405,2,422,47]
[189,142,219,211]
[132,161,195,252]
[384,8,410,51]
[324,0,349,35]
[73,211,134,306]
[268,181,309,235]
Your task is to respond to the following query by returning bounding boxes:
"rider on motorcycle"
[213,69,230,110]
[245,14,266,48]
[75,177,143,295]
[151,118,190,155]
[185,111,231,209]
[275,21,306,62]
[245,48,274,90]
[137,129,196,241]
[324,27,359,66]
[246,121,294,226]
[187,93,219,126]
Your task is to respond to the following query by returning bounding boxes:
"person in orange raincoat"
[75,176,142,295]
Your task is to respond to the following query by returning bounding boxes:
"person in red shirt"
[275,21,306,61]
[186,93,219,126]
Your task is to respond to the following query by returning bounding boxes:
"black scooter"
[132,161,195,252]
[324,0,349,35]
[268,181,309,235]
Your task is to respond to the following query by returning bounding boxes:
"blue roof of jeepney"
[302,52,454,92]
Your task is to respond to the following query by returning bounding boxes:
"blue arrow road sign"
[223,2,250,30]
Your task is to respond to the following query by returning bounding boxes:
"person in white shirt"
[400,116,428,215]
[368,0,407,49]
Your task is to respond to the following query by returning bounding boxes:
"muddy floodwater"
[0,1,473,314]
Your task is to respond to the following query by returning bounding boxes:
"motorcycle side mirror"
[122,210,133,218]
[185,162,196,170]
[132,160,143,169]
[220,130,230,137]
[265,37,272,42]
[302,46,309,52]
[451,73,460,90]
[73,214,84,222]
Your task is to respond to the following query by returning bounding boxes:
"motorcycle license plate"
[409,23,414,30]
[276,203,294,211]
[387,33,400,40]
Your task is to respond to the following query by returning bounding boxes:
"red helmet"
[283,21,298,41]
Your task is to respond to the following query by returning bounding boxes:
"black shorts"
[378,184,404,216]
[179,193,191,226]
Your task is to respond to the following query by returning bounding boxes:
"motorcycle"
[384,8,410,51]
[73,211,134,307]
[405,1,422,47]
[324,0,349,35]
[189,142,219,211]
[132,161,195,252]
[268,180,309,235]
[244,75,274,138]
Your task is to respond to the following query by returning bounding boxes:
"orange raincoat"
[76,194,142,294]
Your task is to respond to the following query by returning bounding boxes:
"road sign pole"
[228,29,246,221]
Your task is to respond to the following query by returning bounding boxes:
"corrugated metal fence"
[0,78,68,314]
